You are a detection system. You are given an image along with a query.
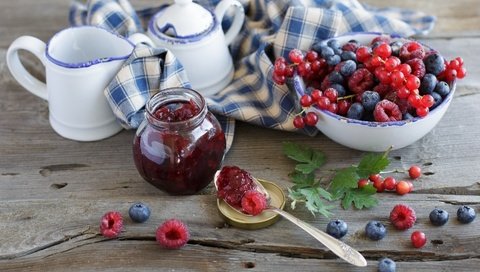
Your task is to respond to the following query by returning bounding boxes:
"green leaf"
[288,187,333,218]
[341,185,378,210]
[282,142,326,174]
[289,171,315,186]
[356,152,390,178]
[329,166,359,193]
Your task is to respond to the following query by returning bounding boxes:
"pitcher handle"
[6,36,48,101]
[215,0,245,46]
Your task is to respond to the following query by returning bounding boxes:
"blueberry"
[424,53,445,75]
[429,208,449,226]
[457,205,476,224]
[328,71,344,84]
[330,83,346,97]
[365,220,386,240]
[340,50,356,61]
[378,257,396,272]
[419,73,438,95]
[431,92,443,109]
[129,202,151,223]
[327,39,340,50]
[326,219,348,239]
[403,112,415,120]
[320,46,335,59]
[326,54,341,66]
[347,102,364,120]
[389,40,403,57]
[311,42,323,54]
[340,60,357,77]
[434,81,450,97]
[361,91,380,111]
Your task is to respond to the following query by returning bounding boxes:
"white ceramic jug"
[147,0,245,96]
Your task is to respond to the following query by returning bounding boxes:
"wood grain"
[1,0,480,271]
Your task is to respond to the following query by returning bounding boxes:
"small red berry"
[316,96,331,110]
[358,178,369,189]
[300,94,313,107]
[369,174,383,183]
[408,94,423,108]
[306,50,318,62]
[303,112,318,126]
[293,116,305,129]
[406,180,414,192]
[289,49,304,64]
[373,179,385,193]
[421,95,435,108]
[383,176,397,191]
[408,165,422,179]
[397,86,410,99]
[390,204,417,230]
[156,219,190,249]
[405,75,420,91]
[337,100,351,116]
[241,190,267,215]
[324,88,338,103]
[100,211,123,238]
[411,231,427,248]
[416,106,429,118]
[327,103,338,114]
[374,43,392,59]
[311,89,323,101]
[396,180,410,195]
[356,46,372,63]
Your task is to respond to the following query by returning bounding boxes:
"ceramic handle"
[215,0,245,46]
[6,36,48,100]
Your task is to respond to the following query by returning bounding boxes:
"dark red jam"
[133,88,226,195]
[216,166,256,209]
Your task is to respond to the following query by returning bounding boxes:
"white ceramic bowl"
[292,32,456,152]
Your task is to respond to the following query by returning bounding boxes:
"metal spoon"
[214,171,367,267]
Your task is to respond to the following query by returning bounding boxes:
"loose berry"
[326,219,348,239]
[156,219,190,249]
[303,112,318,126]
[241,190,267,215]
[358,178,369,188]
[408,165,422,179]
[411,231,427,248]
[365,220,387,240]
[373,178,385,193]
[100,211,123,238]
[390,204,416,230]
[383,176,397,191]
[378,257,396,272]
[429,208,449,226]
[395,180,410,195]
[457,205,476,224]
[369,174,383,183]
[374,100,402,122]
[129,202,151,223]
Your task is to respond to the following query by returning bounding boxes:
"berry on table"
[383,176,397,191]
[241,190,267,215]
[358,178,369,188]
[390,204,416,230]
[411,231,427,248]
[365,220,387,240]
[156,219,190,249]
[129,202,151,223]
[326,219,348,239]
[429,208,449,226]
[408,165,422,179]
[100,211,123,238]
[378,257,396,272]
[457,205,476,224]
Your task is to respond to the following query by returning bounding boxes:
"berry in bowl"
[274,32,466,152]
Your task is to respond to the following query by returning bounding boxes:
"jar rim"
[146,87,207,130]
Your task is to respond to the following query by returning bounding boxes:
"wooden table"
[1,1,479,271]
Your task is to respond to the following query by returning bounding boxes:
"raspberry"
[390,204,416,230]
[411,231,427,248]
[100,211,123,238]
[156,219,190,249]
[373,100,402,122]
[216,166,256,209]
[348,68,374,94]
[406,58,426,78]
[399,41,425,61]
[129,202,151,223]
[241,190,268,215]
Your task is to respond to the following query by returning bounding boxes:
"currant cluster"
[272,36,467,128]
[357,165,421,195]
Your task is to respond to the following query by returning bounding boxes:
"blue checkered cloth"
[69,0,435,150]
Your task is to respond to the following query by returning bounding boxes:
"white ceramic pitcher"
[6,26,152,141]
[147,0,245,96]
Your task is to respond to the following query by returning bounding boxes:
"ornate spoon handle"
[268,207,367,267]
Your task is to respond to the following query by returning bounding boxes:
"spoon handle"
[268,207,367,267]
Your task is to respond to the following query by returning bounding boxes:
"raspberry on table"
[373,100,402,122]
[390,204,416,230]
[326,219,348,239]
[365,220,387,241]
[457,205,476,224]
[378,257,396,272]
[429,208,449,226]
[129,202,151,223]
[100,211,123,238]
[241,190,268,215]
[156,219,190,249]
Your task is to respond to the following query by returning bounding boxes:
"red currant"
[385,56,401,72]
[405,75,420,91]
[408,165,422,179]
[293,116,305,128]
[411,231,427,248]
[311,89,323,101]
[421,95,434,108]
[306,50,318,62]
[383,176,397,191]
[416,106,429,118]
[408,94,423,108]
[316,96,331,110]
[397,63,412,76]
[445,68,457,82]
[397,86,410,99]
[300,94,313,107]
[356,46,372,63]
[324,88,338,103]
[284,66,295,77]
[457,67,467,79]
[358,178,369,189]
[327,103,338,114]
[272,72,286,85]
[303,112,318,126]
[390,70,405,88]
[337,100,351,116]
[297,61,312,77]
[289,49,304,64]
[374,43,392,59]
[396,180,410,195]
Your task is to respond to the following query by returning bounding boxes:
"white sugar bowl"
[147,0,245,96]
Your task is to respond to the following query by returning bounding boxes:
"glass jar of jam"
[133,87,226,195]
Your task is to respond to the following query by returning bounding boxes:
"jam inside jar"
[133,88,226,195]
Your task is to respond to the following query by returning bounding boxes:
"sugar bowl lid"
[155,0,214,38]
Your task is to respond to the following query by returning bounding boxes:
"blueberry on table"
[129,202,151,223]
[429,208,449,226]
[365,220,387,241]
[326,219,348,239]
[457,205,476,224]
[378,257,396,272]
